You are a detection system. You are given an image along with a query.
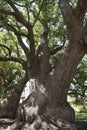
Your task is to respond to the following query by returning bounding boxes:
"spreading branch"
[5,0,31,28]
[0,56,28,70]
[1,0,36,67]
[59,0,74,27]
[75,0,87,22]
[5,24,30,59]
[5,0,35,63]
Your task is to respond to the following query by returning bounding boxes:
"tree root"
[6,116,79,130]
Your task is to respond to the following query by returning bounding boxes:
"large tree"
[0,0,87,129]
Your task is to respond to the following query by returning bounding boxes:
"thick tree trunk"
[7,26,87,130]
[11,39,86,130]
[10,81,74,130]
[0,74,28,118]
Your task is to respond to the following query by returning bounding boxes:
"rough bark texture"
[0,74,28,118]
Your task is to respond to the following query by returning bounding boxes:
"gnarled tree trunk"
[1,0,87,130]
[13,40,86,130]
[0,74,28,118]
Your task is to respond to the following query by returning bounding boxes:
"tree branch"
[13,2,26,7]
[59,0,74,27]
[17,35,30,60]
[0,8,15,16]
[28,26,35,64]
[5,0,35,63]
[75,0,87,22]
[50,45,63,55]
[0,44,11,57]
[40,31,50,79]
[0,56,28,71]
[5,0,31,28]
[33,0,44,27]
[5,24,30,59]
[26,7,30,23]
[2,0,35,66]
[0,56,25,64]
[6,23,27,37]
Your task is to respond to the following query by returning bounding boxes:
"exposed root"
[6,116,78,130]
[1,116,87,130]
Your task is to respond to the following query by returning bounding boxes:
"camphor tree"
[69,55,87,104]
[0,0,87,129]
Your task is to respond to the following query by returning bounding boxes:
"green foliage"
[69,55,87,103]
[76,113,87,121]
[0,61,23,98]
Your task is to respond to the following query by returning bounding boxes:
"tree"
[69,55,87,103]
[0,0,87,129]
[0,31,28,118]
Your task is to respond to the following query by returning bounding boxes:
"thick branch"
[0,8,15,15]
[28,26,35,64]
[75,0,87,21]
[40,31,50,79]
[5,24,30,59]
[17,35,30,60]
[14,72,28,94]
[0,56,28,71]
[5,0,35,62]
[2,0,35,69]
[59,0,74,26]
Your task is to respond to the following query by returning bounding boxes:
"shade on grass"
[76,113,87,121]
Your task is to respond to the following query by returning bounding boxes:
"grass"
[75,113,87,121]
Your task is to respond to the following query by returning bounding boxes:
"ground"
[0,117,87,130]
[0,104,87,130]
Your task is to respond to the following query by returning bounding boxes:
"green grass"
[75,113,87,121]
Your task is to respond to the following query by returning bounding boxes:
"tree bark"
[14,27,87,130]
[0,74,28,118]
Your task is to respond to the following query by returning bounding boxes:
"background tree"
[69,55,87,104]
[0,0,87,130]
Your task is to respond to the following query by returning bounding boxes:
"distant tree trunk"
[0,74,28,118]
